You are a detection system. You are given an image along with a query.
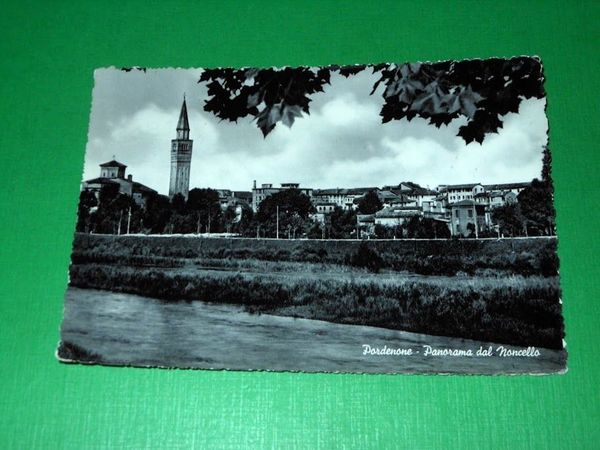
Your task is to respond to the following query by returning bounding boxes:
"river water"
[60,287,566,374]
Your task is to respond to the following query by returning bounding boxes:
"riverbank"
[69,261,563,349]
[67,233,565,350]
[60,287,567,374]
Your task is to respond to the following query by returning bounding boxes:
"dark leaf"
[338,65,366,77]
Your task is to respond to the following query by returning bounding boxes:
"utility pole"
[117,210,123,235]
[356,215,360,240]
[276,205,279,239]
[207,207,211,234]
[126,207,131,235]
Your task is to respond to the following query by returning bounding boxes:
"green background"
[1,1,598,448]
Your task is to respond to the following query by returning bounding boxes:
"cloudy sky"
[83,67,548,194]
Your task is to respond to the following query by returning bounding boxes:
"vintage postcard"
[58,57,566,374]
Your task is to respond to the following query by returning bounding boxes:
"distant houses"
[373,205,425,226]
[383,182,438,207]
[215,189,252,210]
[439,183,528,237]
[248,179,531,238]
[449,200,487,238]
[311,187,378,211]
[81,163,531,238]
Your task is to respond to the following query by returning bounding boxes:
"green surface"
[0,1,598,448]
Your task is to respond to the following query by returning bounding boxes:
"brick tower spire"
[176,95,190,139]
[169,96,193,199]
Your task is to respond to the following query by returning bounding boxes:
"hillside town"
[78,97,551,239]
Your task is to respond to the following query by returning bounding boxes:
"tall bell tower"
[169,96,193,199]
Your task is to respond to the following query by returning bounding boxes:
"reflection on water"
[60,287,566,374]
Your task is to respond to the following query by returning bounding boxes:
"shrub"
[350,242,383,273]
[72,233,559,277]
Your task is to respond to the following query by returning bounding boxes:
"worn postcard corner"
[58,57,566,375]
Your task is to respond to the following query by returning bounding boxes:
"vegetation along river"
[60,287,566,374]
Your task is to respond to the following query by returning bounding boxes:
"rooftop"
[377,190,400,200]
[451,200,478,207]
[375,206,421,218]
[382,181,421,191]
[314,187,379,196]
[83,176,156,195]
[99,159,127,168]
[84,177,119,184]
[483,182,530,190]
[132,181,157,194]
[409,187,437,196]
[441,183,481,191]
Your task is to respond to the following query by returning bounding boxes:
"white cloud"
[83,68,548,194]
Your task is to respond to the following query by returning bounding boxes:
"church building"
[81,159,157,206]
[169,97,193,199]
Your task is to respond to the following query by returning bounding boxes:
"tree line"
[491,178,555,237]
[76,177,555,238]
[76,185,245,236]
[76,185,448,239]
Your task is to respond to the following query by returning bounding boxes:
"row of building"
[81,98,530,237]
[81,156,528,238]
[227,179,530,237]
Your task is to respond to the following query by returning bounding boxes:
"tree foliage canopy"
[328,207,358,239]
[187,188,221,212]
[200,67,331,137]
[518,179,555,235]
[198,57,545,144]
[357,190,383,214]
[490,180,555,237]
[257,189,315,221]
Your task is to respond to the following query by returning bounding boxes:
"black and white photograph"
[58,57,566,374]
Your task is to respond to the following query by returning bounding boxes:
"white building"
[439,183,486,204]
[312,187,379,210]
[373,205,422,227]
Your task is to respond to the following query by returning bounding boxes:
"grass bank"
[72,233,559,277]
[69,263,564,349]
